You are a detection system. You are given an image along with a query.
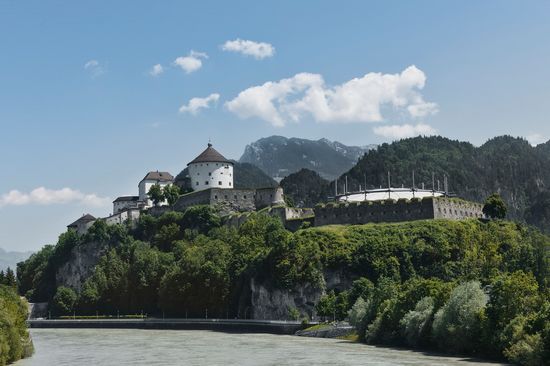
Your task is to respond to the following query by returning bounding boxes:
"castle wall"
[174,187,284,214]
[104,208,141,226]
[313,197,484,227]
[255,187,284,209]
[173,189,212,212]
[433,198,484,219]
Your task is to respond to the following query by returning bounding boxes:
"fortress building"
[138,171,174,207]
[67,142,485,235]
[187,143,234,191]
[174,143,284,214]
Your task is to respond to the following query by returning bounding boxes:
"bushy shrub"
[432,281,487,353]
[400,296,435,347]
[0,285,33,365]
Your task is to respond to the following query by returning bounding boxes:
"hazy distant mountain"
[239,136,375,181]
[174,161,277,191]
[0,248,32,272]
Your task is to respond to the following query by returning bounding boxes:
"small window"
[234,195,237,199]
[196,182,199,186]
[214,195,218,199]
[229,182,232,186]
[206,164,209,166]
[224,195,228,199]
[197,172,200,175]
[243,195,247,199]
[208,172,211,176]
[205,181,209,185]
[218,181,222,185]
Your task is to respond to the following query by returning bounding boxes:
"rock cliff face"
[55,241,108,292]
[240,269,352,320]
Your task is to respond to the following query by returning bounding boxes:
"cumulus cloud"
[526,133,547,146]
[225,66,437,127]
[179,93,220,115]
[173,51,208,74]
[149,64,164,76]
[221,39,275,59]
[84,59,105,78]
[373,123,437,140]
[0,187,110,208]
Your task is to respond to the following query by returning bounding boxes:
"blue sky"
[1,0,550,252]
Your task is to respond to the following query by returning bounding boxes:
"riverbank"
[295,322,356,339]
[27,318,310,335]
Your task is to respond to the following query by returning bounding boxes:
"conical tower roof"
[187,143,232,165]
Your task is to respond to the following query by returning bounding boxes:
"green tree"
[163,184,181,206]
[432,281,487,353]
[483,193,507,219]
[52,286,77,315]
[148,184,164,206]
[4,267,16,288]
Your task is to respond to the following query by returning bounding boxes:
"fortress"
[68,143,485,233]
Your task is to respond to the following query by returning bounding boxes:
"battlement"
[314,197,484,226]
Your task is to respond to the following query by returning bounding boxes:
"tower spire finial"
[208,137,212,147]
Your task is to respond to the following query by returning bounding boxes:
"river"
[16,329,506,366]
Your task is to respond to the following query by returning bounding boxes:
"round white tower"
[187,143,234,191]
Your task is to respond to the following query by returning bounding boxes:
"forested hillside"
[16,208,550,364]
[280,169,330,207]
[343,136,550,229]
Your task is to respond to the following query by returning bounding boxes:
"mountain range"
[239,136,375,181]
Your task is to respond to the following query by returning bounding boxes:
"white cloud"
[225,65,438,127]
[221,39,275,59]
[150,64,164,76]
[526,133,547,146]
[0,187,110,208]
[373,123,437,140]
[173,50,208,74]
[84,59,105,78]
[179,93,220,115]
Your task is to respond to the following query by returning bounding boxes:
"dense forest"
[0,285,32,365]
[281,136,550,234]
[17,205,550,365]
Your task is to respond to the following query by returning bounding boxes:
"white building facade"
[138,171,174,208]
[187,143,234,191]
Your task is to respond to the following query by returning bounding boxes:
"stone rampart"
[314,197,484,226]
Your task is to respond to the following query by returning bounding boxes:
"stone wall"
[104,208,141,226]
[314,197,484,227]
[433,198,484,219]
[174,187,284,215]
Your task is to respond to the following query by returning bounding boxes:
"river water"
[16,329,506,366]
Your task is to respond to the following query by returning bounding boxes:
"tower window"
[229,182,232,186]
[208,172,211,176]
[196,182,199,186]
[218,181,222,185]
[205,181,209,185]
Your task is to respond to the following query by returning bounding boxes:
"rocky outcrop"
[240,269,353,320]
[55,241,108,292]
